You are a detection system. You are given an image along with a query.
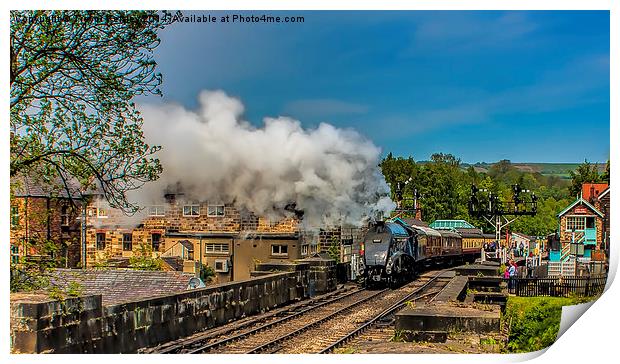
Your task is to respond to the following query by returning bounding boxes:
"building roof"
[11,174,83,199]
[393,217,429,227]
[598,186,610,200]
[512,232,535,241]
[430,219,476,229]
[582,183,609,201]
[557,197,604,218]
[49,269,197,306]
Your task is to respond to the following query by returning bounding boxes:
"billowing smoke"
[130,90,395,228]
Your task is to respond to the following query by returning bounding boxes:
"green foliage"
[10,10,177,213]
[66,281,84,297]
[503,296,592,353]
[480,337,498,346]
[10,237,63,292]
[200,264,216,283]
[569,160,603,198]
[128,243,165,271]
[327,236,341,263]
[48,285,65,301]
[380,154,579,236]
[390,330,405,342]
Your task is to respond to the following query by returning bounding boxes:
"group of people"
[511,241,528,258]
[483,240,498,252]
[504,259,519,289]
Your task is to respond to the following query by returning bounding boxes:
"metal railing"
[507,275,607,297]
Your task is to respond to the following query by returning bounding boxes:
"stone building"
[83,192,361,282]
[591,185,610,257]
[9,176,83,268]
[552,184,607,263]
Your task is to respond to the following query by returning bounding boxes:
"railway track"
[272,270,450,354]
[146,269,450,354]
[145,283,363,353]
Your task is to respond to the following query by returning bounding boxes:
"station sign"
[574,206,590,215]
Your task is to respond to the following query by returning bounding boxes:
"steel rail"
[185,287,376,354]
[151,285,357,354]
[318,270,449,354]
[244,288,390,353]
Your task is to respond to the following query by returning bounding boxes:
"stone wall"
[298,257,337,296]
[10,270,309,353]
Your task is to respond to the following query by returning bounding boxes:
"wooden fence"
[507,275,608,297]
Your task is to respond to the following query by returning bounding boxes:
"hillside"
[463,162,607,179]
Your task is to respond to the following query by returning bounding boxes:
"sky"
[139,10,610,164]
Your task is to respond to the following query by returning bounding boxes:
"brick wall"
[10,196,82,267]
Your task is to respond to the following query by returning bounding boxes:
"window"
[10,245,19,264]
[10,206,19,228]
[123,233,133,251]
[309,244,318,254]
[183,203,200,217]
[148,205,166,217]
[97,207,108,218]
[207,204,225,217]
[301,244,309,256]
[151,233,161,251]
[566,216,586,231]
[61,205,70,226]
[205,243,229,254]
[96,233,106,250]
[271,244,288,256]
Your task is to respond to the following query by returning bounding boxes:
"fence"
[547,261,576,276]
[507,274,607,297]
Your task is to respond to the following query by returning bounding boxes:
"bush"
[200,264,215,283]
[503,296,592,353]
[128,243,164,270]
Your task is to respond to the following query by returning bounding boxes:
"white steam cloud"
[130,90,395,227]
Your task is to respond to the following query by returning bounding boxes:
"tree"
[10,10,174,213]
[128,243,165,271]
[601,160,610,184]
[568,160,601,198]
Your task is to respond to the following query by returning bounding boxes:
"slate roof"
[11,174,83,199]
[49,269,196,306]
[392,217,429,227]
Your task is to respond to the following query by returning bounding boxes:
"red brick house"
[10,176,83,268]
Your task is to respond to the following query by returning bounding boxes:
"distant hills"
[462,162,607,179]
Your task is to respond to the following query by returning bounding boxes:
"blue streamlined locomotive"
[359,218,483,288]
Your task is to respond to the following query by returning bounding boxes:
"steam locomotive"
[359,218,491,288]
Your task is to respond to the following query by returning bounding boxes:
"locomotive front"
[359,221,410,286]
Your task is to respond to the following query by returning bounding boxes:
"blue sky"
[142,11,610,163]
